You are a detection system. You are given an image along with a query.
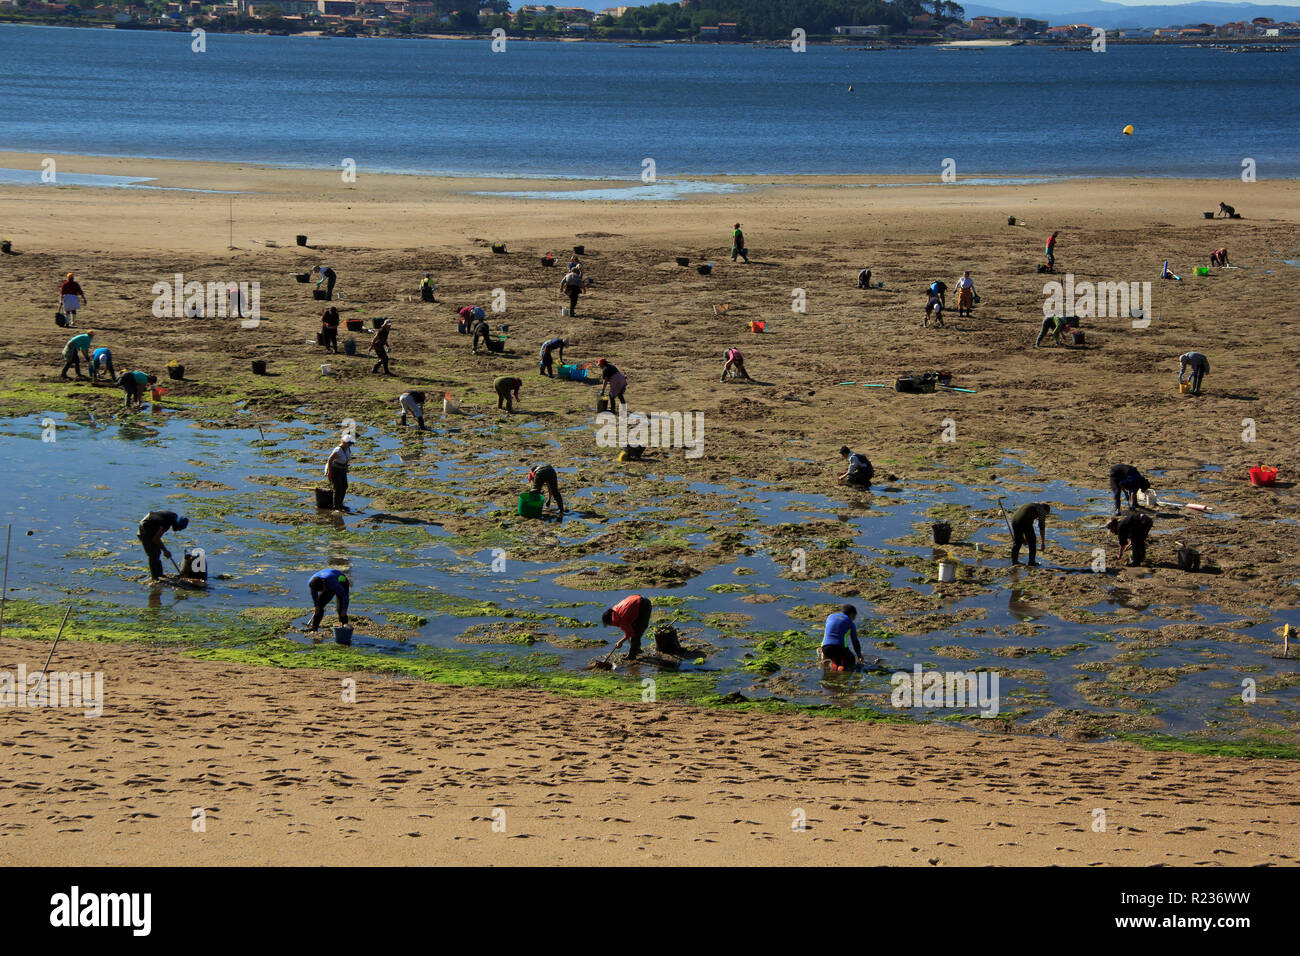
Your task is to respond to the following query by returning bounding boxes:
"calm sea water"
[2,23,1297,179]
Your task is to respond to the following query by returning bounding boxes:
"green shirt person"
[60,331,94,380]
[1009,502,1051,566]
[731,223,748,263]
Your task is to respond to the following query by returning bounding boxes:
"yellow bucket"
[1179,381,1193,394]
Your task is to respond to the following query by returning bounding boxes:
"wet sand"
[3,638,1297,866]
[1,155,1299,862]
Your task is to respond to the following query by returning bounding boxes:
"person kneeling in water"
[820,604,862,670]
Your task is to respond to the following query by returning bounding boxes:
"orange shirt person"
[602,594,653,659]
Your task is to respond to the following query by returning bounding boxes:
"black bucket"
[675,256,689,266]
[1177,547,1201,572]
[486,337,505,353]
[314,488,334,509]
[597,397,610,413]
[252,359,267,375]
[573,244,585,255]
[1072,330,1086,345]
[345,318,364,332]
[313,289,331,301]
[0,240,11,253]
[181,548,207,581]
[371,317,385,329]
[55,312,68,328]
[167,364,185,380]
[295,272,311,283]
[1202,211,1214,219]
[932,522,952,545]
[491,243,506,254]
[937,371,952,386]
[296,234,307,246]
[343,339,356,356]
[697,264,712,275]
[316,331,327,346]
[541,256,555,267]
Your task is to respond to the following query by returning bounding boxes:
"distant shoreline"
[2,18,1298,47]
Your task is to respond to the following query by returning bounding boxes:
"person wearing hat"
[721,347,751,382]
[399,390,427,429]
[60,330,94,380]
[59,272,86,325]
[368,319,393,375]
[90,345,116,383]
[494,376,522,414]
[419,273,436,303]
[137,510,189,581]
[528,463,564,516]
[596,358,627,412]
[119,370,157,410]
[307,568,351,631]
[538,336,568,377]
[325,434,355,511]
[731,224,748,263]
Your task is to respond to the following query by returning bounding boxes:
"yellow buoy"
[1122,124,1134,135]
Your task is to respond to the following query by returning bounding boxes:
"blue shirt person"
[821,604,862,669]
[308,568,350,630]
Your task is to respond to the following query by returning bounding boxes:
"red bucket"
[1249,466,1277,487]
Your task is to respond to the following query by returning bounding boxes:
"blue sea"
[1,23,1297,180]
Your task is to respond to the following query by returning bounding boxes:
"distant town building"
[716,21,737,38]
[317,0,354,14]
[1019,18,1048,33]
[833,24,885,36]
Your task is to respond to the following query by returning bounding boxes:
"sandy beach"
[3,637,1298,866]
[2,154,1299,864]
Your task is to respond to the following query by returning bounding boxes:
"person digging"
[307,568,350,631]
[603,593,652,660]
[137,510,189,581]
[1009,502,1050,567]
[1108,511,1152,568]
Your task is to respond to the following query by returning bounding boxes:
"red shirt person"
[59,273,86,322]
[603,594,653,659]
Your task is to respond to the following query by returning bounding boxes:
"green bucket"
[517,491,544,518]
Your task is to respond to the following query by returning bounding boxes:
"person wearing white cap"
[325,434,355,512]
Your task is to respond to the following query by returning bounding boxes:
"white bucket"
[320,364,332,375]
[443,399,459,415]
[561,307,570,317]
[938,561,956,583]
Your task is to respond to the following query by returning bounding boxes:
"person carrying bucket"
[59,272,86,325]
[313,265,337,299]
[137,510,189,581]
[369,319,392,375]
[730,223,749,263]
[539,336,567,376]
[1108,464,1150,514]
[119,370,156,410]
[325,434,354,511]
[596,358,627,412]
[419,273,436,303]
[820,604,862,671]
[721,347,751,382]
[399,390,427,429]
[1009,502,1050,566]
[561,269,584,317]
[494,376,522,414]
[320,307,340,353]
[90,345,115,383]
[60,330,94,380]
[307,568,350,631]
[837,446,873,488]
[1178,351,1209,395]
[602,593,652,660]
[528,463,564,516]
